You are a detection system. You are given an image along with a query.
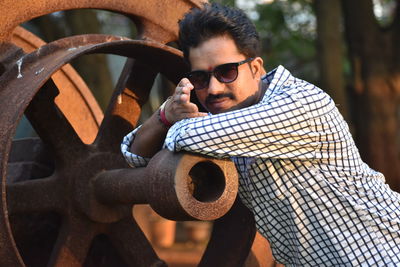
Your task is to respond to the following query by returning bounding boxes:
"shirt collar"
[261,65,294,101]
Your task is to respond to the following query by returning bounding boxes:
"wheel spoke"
[48,216,97,267]
[95,59,157,153]
[107,216,166,267]
[199,198,256,267]
[7,175,64,214]
[25,80,85,159]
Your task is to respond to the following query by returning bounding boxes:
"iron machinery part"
[0,0,206,46]
[1,34,189,267]
[10,26,103,144]
[94,150,239,221]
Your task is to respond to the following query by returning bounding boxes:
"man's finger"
[174,78,193,104]
[180,86,190,102]
[180,93,189,103]
[180,77,191,86]
[179,83,194,103]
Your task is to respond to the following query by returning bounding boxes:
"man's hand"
[164,78,208,124]
[129,78,207,157]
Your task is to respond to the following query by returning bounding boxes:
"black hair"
[178,3,261,63]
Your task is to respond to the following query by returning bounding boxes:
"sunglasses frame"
[186,58,254,90]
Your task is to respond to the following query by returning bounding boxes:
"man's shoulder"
[264,65,316,93]
[264,75,318,100]
[263,66,335,110]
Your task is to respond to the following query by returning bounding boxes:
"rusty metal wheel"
[0,33,192,266]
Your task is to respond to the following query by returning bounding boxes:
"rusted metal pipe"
[147,150,238,221]
[94,167,149,205]
[94,149,239,221]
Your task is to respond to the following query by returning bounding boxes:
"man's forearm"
[130,110,169,158]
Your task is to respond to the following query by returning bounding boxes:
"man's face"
[189,34,264,114]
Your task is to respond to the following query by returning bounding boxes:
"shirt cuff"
[121,126,151,168]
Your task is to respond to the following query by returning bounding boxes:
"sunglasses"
[186,58,254,90]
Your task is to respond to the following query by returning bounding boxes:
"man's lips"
[208,97,228,104]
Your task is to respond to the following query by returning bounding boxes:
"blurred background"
[12,0,400,265]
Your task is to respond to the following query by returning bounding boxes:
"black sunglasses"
[186,58,254,90]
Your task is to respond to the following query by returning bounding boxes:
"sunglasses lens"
[188,71,209,90]
[215,63,238,83]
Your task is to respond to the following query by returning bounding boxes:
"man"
[121,3,400,266]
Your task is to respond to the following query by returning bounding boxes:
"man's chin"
[208,101,251,114]
[208,106,235,115]
[206,99,234,114]
[211,95,261,114]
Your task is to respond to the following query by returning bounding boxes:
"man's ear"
[251,57,264,78]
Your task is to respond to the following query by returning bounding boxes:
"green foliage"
[373,0,397,27]
[254,0,318,82]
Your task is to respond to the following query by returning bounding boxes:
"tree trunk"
[341,0,400,192]
[64,10,114,111]
[34,15,68,42]
[314,0,348,120]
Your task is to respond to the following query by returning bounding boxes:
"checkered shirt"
[121,65,400,266]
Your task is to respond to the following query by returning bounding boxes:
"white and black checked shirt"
[122,65,400,266]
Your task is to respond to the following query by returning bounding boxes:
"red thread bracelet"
[159,106,173,128]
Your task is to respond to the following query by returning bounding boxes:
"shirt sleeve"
[121,125,151,167]
[164,86,322,160]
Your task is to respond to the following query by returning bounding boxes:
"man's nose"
[207,75,225,95]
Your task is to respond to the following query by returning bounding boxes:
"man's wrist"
[158,97,173,128]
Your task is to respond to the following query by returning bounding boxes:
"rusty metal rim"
[0,34,186,87]
[0,33,186,151]
[11,26,104,144]
[0,0,206,43]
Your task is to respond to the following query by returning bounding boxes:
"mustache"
[206,93,234,103]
